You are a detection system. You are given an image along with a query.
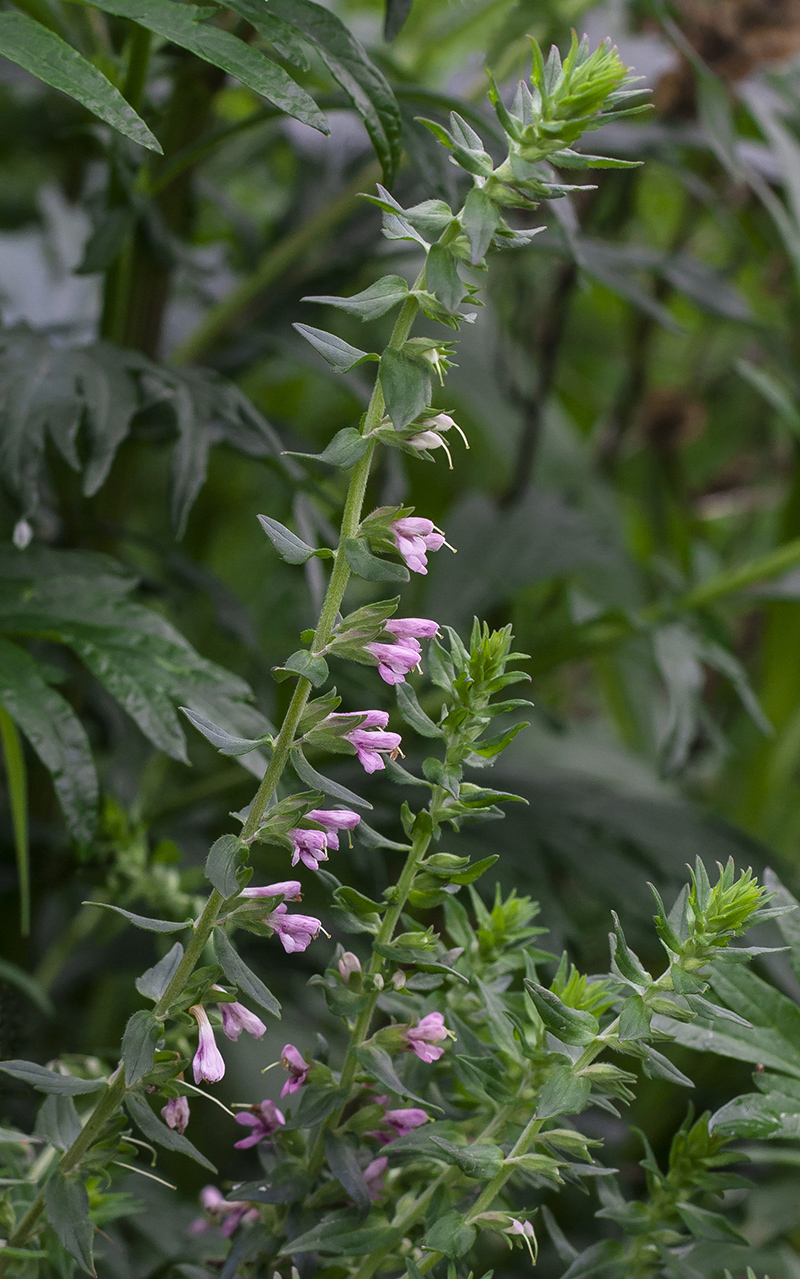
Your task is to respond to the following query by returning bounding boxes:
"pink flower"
[265,904,321,953]
[391,517,446,575]
[347,727,403,772]
[338,951,362,981]
[161,1095,190,1134]
[241,880,302,900]
[507,1217,537,1262]
[233,1099,285,1149]
[366,638,422,685]
[195,1186,259,1237]
[385,618,440,641]
[363,1155,388,1200]
[218,1000,267,1043]
[317,711,402,772]
[383,1107,429,1138]
[288,827,329,871]
[405,1012,449,1064]
[280,1043,310,1097]
[306,809,360,850]
[190,1005,226,1084]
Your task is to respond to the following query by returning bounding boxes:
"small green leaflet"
[274,650,329,688]
[462,187,499,265]
[214,929,281,1017]
[181,707,268,756]
[286,427,370,469]
[126,1092,217,1172]
[44,1171,95,1275]
[294,324,377,373]
[0,12,161,153]
[0,1060,106,1095]
[423,1211,476,1259]
[205,834,247,897]
[303,276,409,321]
[258,514,326,564]
[122,1010,162,1086]
[425,244,464,312]
[33,1095,82,1151]
[395,682,442,737]
[325,1130,371,1215]
[83,902,191,933]
[136,943,184,1002]
[379,349,430,429]
[343,537,409,583]
[536,1065,591,1120]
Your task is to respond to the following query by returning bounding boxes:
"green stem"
[4,279,424,1264]
[0,1069,126,1270]
[99,23,152,344]
[170,159,381,365]
[0,706,29,936]
[350,1089,527,1279]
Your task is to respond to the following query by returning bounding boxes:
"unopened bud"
[372,973,384,991]
[391,970,406,990]
[338,952,362,982]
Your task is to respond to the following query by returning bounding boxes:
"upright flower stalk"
[5,40,776,1279]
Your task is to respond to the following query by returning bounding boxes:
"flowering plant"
[0,32,789,1279]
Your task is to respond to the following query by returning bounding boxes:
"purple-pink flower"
[383,1106,429,1138]
[193,1186,259,1237]
[265,904,322,953]
[307,809,361,850]
[363,1155,388,1200]
[240,880,302,900]
[286,809,360,869]
[405,1012,449,1064]
[190,1005,226,1084]
[288,827,329,871]
[280,1043,310,1097]
[385,618,440,641]
[391,517,446,575]
[365,638,422,685]
[161,1095,190,1134]
[233,1099,285,1149]
[334,711,401,773]
[218,1000,267,1043]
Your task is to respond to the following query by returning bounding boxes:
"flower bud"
[338,952,362,982]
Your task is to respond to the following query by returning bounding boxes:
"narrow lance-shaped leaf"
[44,1171,95,1276]
[126,1092,217,1172]
[205,834,247,898]
[214,928,281,1017]
[0,12,161,153]
[122,1009,161,1086]
[267,0,402,183]
[83,0,328,131]
[0,1060,106,1095]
